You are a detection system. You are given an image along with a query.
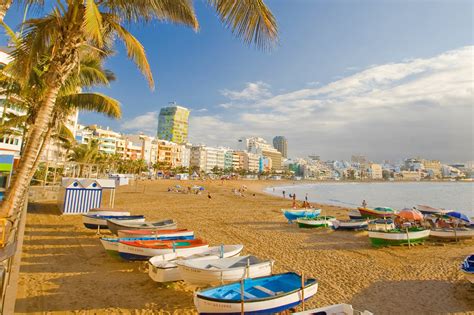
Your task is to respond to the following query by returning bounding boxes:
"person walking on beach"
[362,200,367,208]
[282,190,286,198]
[292,193,297,208]
[208,192,212,200]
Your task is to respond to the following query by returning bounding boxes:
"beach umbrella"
[446,211,470,223]
[397,209,424,221]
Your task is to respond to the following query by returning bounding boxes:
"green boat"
[368,227,430,247]
[296,216,336,229]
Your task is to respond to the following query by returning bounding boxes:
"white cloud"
[220,81,271,101]
[190,46,474,162]
[195,108,208,112]
[120,111,157,134]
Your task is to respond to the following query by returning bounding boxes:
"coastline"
[15,179,474,314]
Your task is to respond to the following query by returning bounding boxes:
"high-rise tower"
[157,102,190,144]
[273,136,288,158]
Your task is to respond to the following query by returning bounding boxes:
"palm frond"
[56,92,121,119]
[208,0,278,50]
[83,0,104,46]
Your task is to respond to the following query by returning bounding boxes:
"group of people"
[281,191,312,209]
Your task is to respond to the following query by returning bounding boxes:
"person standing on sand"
[282,190,286,198]
[362,200,367,208]
[292,193,296,208]
[208,192,212,200]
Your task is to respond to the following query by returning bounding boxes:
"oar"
[301,272,305,311]
[240,279,245,315]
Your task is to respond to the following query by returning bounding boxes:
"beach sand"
[15,180,474,314]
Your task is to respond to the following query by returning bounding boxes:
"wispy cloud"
[120,111,157,134]
[191,46,474,161]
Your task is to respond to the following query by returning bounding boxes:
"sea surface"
[265,181,474,216]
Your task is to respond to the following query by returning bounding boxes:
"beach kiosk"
[58,178,103,214]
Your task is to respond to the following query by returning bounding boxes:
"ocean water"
[265,182,474,216]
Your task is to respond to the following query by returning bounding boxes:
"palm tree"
[1,1,277,219]
[68,140,101,177]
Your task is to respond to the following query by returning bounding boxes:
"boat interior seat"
[228,289,257,299]
[228,257,259,269]
[253,285,276,296]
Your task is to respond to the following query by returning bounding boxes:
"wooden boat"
[118,228,193,239]
[118,238,208,260]
[178,255,274,286]
[148,244,244,283]
[294,303,373,315]
[348,209,363,219]
[332,219,368,230]
[358,207,396,218]
[368,227,430,247]
[100,234,195,257]
[296,216,336,229]
[368,218,395,231]
[193,272,318,314]
[107,218,177,235]
[281,209,321,223]
[461,254,474,284]
[429,228,474,240]
[82,214,144,229]
[416,205,447,215]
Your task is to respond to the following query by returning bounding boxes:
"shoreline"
[15,179,474,314]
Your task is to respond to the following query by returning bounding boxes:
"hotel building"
[272,136,288,158]
[157,103,190,144]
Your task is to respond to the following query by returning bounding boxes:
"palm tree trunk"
[0,84,61,218]
[30,126,53,181]
[0,0,12,23]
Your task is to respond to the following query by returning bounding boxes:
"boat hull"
[82,215,144,230]
[368,229,430,247]
[179,260,274,286]
[194,277,318,314]
[118,229,193,238]
[100,235,195,256]
[119,242,209,260]
[333,219,368,230]
[430,229,474,240]
[107,219,177,235]
[296,217,336,229]
[148,245,244,283]
[461,255,474,284]
[358,207,395,219]
[282,209,320,223]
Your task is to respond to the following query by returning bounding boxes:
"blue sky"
[2,0,473,162]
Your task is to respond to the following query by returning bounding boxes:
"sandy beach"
[15,180,474,314]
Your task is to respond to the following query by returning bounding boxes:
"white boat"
[107,219,177,235]
[368,228,430,247]
[294,303,373,315]
[332,219,368,230]
[430,228,474,240]
[117,228,194,239]
[118,239,209,260]
[88,208,130,216]
[82,214,144,229]
[367,219,395,231]
[148,244,244,283]
[416,205,447,215]
[348,209,363,219]
[194,272,318,314]
[178,255,274,286]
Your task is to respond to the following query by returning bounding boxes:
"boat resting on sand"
[83,214,144,229]
[193,272,318,314]
[281,209,320,223]
[118,228,193,238]
[119,238,208,260]
[88,208,130,216]
[107,219,177,235]
[358,207,396,219]
[368,228,430,247]
[296,216,336,229]
[429,228,474,241]
[100,234,195,257]
[178,255,274,286]
[416,205,447,215]
[348,209,363,219]
[461,254,474,284]
[332,219,368,230]
[148,245,244,283]
[293,303,373,315]
[368,218,395,231]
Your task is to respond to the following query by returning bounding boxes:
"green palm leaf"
[56,92,121,119]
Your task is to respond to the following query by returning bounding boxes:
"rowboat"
[148,244,244,283]
[332,219,368,230]
[281,209,321,223]
[296,216,336,229]
[368,228,430,247]
[429,228,474,241]
[118,228,193,239]
[294,303,373,315]
[193,272,318,314]
[416,204,447,215]
[100,234,195,257]
[348,209,363,219]
[358,207,396,218]
[107,219,177,235]
[178,255,274,286]
[82,214,145,230]
[88,208,130,216]
[118,238,208,260]
[461,254,474,284]
[368,218,395,231]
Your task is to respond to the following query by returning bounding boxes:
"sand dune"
[15,180,474,314]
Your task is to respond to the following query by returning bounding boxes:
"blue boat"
[82,214,145,229]
[461,254,474,284]
[99,234,194,257]
[194,272,318,314]
[281,209,321,223]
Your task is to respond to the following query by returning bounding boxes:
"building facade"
[273,136,288,158]
[157,103,190,144]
